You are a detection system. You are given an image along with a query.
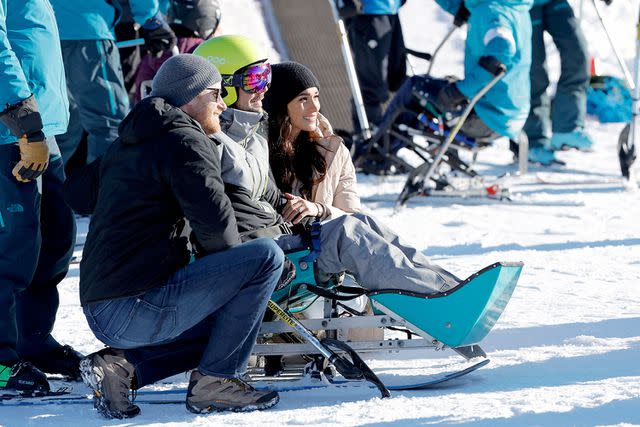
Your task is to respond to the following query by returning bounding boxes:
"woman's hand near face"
[282,193,320,224]
[312,112,333,139]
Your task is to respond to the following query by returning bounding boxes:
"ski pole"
[426,26,457,76]
[621,3,640,179]
[426,3,468,76]
[266,300,390,398]
[395,56,507,210]
[326,0,372,140]
[630,5,640,160]
[591,0,635,89]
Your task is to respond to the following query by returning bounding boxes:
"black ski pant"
[348,14,407,133]
[523,0,589,149]
[0,140,76,365]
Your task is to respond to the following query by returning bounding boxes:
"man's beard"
[200,113,221,135]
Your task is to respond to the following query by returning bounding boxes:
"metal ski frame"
[618,5,640,180]
[256,300,486,362]
[591,0,635,90]
[395,58,507,209]
[264,300,391,398]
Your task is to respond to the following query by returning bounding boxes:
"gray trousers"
[523,0,589,149]
[56,40,130,164]
[276,213,459,294]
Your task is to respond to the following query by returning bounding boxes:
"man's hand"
[282,193,320,224]
[435,83,468,114]
[0,95,49,182]
[12,137,49,182]
[140,12,177,56]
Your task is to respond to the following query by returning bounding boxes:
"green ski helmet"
[193,35,269,106]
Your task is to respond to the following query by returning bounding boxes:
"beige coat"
[310,135,362,219]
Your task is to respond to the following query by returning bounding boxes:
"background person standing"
[0,0,80,396]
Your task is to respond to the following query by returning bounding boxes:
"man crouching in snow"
[77,55,284,418]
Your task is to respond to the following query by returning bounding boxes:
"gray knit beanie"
[151,54,222,107]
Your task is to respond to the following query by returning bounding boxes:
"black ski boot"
[29,345,84,381]
[0,361,50,397]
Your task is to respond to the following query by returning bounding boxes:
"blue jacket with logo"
[49,0,159,41]
[0,0,69,145]
[435,0,533,139]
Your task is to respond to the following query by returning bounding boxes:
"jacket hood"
[118,97,203,145]
[220,108,266,142]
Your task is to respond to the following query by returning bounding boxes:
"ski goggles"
[221,62,272,94]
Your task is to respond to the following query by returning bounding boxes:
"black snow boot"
[29,345,84,381]
[0,361,50,397]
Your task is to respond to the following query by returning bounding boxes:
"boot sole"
[186,394,280,414]
[79,357,140,419]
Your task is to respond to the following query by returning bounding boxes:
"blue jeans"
[83,238,284,377]
[0,139,76,364]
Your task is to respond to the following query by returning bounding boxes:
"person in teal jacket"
[434,0,532,141]
[0,0,81,396]
[373,0,532,157]
[49,0,176,168]
[524,0,593,166]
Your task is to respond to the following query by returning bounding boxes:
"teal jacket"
[50,0,159,41]
[361,0,402,14]
[0,0,69,145]
[436,0,533,139]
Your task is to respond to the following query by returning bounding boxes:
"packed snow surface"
[4,0,640,425]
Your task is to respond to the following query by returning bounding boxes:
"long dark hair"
[268,107,327,199]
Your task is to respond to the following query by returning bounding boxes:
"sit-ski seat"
[369,262,523,347]
[272,249,522,349]
[271,248,334,313]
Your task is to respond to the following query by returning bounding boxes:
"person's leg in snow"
[80,238,284,418]
[0,140,80,395]
[545,0,592,151]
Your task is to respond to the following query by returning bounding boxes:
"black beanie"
[263,61,320,119]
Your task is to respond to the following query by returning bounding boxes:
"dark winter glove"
[0,95,49,182]
[140,11,177,56]
[435,83,468,114]
[600,0,612,5]
[453,2,470,27]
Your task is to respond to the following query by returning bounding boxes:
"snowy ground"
[5,0,640,425]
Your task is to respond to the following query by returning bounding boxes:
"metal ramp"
[264,0,354,133]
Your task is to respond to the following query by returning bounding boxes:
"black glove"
[600,0,612,5]
[453,2,470,27]
[0,94,45,142]
[435,83,468,114]
[140,12,177,56]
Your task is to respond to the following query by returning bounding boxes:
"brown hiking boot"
[186,370,279,413]
[80,348,140,419]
